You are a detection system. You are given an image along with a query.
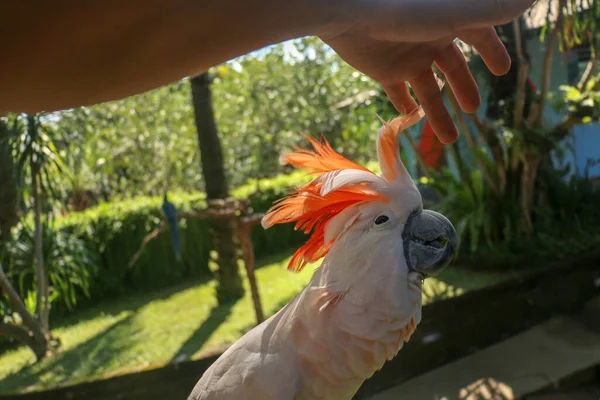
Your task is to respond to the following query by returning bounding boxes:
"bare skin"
[0,0,535,143]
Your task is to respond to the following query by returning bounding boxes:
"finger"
[435,43,480,113]
[459,27,511,76]
[410,70,458,144]
[382,81,419,115]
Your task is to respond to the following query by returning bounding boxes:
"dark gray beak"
[402,209,457,278]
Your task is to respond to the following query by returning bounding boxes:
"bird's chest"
[292,303,417,400]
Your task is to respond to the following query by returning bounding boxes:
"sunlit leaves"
[55,82,201,199]
[210,37,384,185]
[41,37,390,201]
[554,77,600,121]
[11,115,67,214]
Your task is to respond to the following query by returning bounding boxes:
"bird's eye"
[374,215,389,225]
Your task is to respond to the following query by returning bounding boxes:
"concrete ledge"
[353,256,600,399]
[369,297,600,400]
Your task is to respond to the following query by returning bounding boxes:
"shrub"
[424,164,600,270]
[2,173,319,318]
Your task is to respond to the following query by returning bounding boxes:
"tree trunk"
[528,0,565,129]
[0,323,47,360]
[237,221,264,325]
[520,159,534,233]
[512,17,530,129]
[31,164,49,333]
[0,261,48,361]
[0,118,18,245]
[190,73,244,303]
[577,43,599,92]
[28,114,50,333]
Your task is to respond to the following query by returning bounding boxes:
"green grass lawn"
[0,249,517,395]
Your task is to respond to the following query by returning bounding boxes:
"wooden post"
[236,199,265,325]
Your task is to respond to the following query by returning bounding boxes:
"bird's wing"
[187,296,304,400]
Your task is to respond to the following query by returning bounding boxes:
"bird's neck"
[289,281,418,399]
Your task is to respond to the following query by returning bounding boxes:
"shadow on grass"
[169,301,234,364]
[49,247,295,333]
[52,275,213,331]
[0,313,138,394]
[253,247,295,270]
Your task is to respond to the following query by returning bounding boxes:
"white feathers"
[324,206,362,248]
[316,169,387,196]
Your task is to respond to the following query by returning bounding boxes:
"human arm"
[0,0,329,114]
[0,0,535,143]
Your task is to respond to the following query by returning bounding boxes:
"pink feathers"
[376,107,425,183]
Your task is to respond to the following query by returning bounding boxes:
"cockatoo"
[188,107,457,400]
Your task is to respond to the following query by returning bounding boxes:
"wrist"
[274,0,356,40]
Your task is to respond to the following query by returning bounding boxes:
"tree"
[0,117,48,360]
[0,114,66,360]
[0,260,49,360]
[211,37,385,185]
[54,83,202,201]
[1,111,94,360]
[430,0,600,251]
[190,72,244,303]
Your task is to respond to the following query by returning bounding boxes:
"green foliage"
[8,115,68,216]
[424,162,600,268]
[553,0,600,51]
[21,117,64,193]
[429,4,600,266]
[55,81,201,200]
[54,192,212,306]
[537,162,600,232]
[0,171,319,317]
[3,221,96,313]
[211,37,385,184]
[553,77,600,123]
[425,166,520,255]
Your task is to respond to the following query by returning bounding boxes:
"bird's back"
[188,295,303,400]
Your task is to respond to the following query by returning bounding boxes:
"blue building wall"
[526,36,600,180]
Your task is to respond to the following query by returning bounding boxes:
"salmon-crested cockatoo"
[188,106,457,400]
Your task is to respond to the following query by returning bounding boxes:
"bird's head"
[262,107,457,299]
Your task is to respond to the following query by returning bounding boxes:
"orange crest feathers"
[262,135,387,272]
[280,134,371,175]
[377,107,425,183]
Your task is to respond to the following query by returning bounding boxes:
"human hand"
[318,0,535,144]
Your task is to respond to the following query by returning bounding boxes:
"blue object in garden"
[162,192,181,261]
